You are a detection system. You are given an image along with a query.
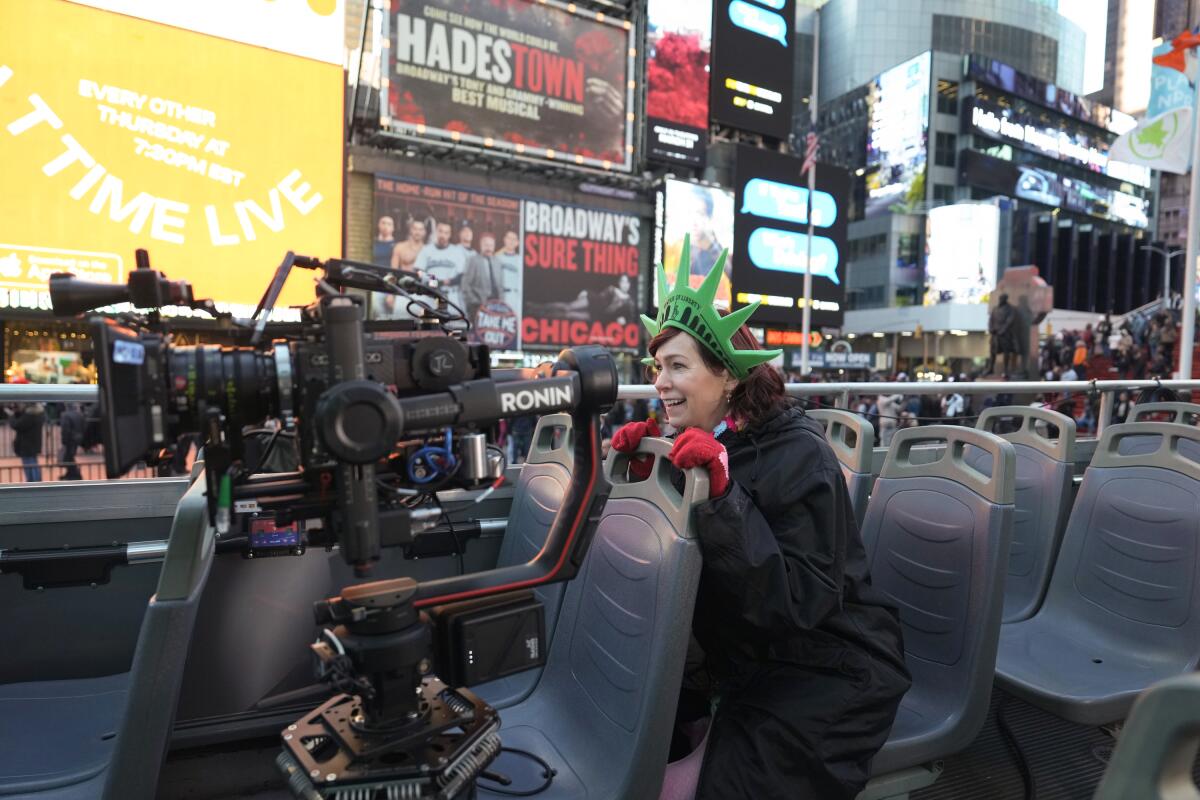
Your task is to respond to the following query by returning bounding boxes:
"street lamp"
[1140,244,1183,306]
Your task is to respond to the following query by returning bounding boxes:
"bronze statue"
[987,293,1020,375]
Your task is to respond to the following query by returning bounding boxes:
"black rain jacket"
[687,403,911,799]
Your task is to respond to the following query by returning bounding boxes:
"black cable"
[996,693,1036,800]
[436,503,465,576]
[476,747,557,796]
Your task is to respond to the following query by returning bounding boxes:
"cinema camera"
[49,251,618,799]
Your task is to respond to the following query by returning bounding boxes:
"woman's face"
[651,332,738,431]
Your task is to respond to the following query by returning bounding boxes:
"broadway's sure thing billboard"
[645,0,712,166]
[386,0,634,171]
[709,0,794,139]
[0,0,344,313]
[371,176,643,352]
[733,145,847,328]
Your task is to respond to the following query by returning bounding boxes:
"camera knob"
[315,380,402,464]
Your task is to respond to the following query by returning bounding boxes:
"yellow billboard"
[0,0,344,312]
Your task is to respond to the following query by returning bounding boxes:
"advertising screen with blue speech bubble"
[733,145,847,328]
[709,0,794,139]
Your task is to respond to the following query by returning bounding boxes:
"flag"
[801,131,819,175]
[1111,34,1199,175]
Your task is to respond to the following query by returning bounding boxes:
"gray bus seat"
[995,422,1200,727]
[478,436,707,800]
[1092,672,1200,800]
[857,426,1015,799]
[0,469,215,799]
[966,406,1075,623]
[472,413,573,710]
[807,408,875,528]
[1121,402,1200,460]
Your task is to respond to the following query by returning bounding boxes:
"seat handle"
[881,425,1016,505]
[977,405,1076,463]
[1094,673,1200,800]
[807,408,873,474]
[604,437,709,536]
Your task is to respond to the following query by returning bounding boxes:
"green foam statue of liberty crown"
[641,234,782,379]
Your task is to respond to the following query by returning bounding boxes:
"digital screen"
[732,145,847,328]
[645,0,712,166]
[709,0,795,139]
[924,203,1000,305]
[655,180,735,310]
[385,0,635,172]
[960,150,1150,230]
[865,52,931,218]
[0,0,345,312]
[967,96,1151,187]
[965,54,1137,135]
[249,517,302,549]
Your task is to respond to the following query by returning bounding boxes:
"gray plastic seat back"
[479,437,706,800]
[102,471,215,799]
[860,426,1014,773]
[967,406,1076,622]
[807,408,875,528]
[1121,403,1200,460]
[1093,672,1200,800]
[473,415,573,709]
[1041,422,1200,651]
[0,471,214,799]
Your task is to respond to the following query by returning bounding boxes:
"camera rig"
[49,251,620,798]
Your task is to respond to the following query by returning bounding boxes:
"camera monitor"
[91,316,168,477]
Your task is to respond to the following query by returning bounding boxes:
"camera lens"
[168,345,281,431]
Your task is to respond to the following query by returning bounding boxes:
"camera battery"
[431,591,546,687]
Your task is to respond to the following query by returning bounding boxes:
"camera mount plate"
[279,679,500,800]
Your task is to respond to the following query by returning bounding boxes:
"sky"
[1057,0,1109,96]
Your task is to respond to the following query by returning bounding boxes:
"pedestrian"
[10,402,45,482]
[58,402,85,480]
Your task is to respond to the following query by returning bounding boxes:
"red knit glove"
[668,427,730,498]
[612,418,661,479]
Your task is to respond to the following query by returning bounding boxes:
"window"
[935,132,958,167]
[933,183,956,206]
[936,80,959,115]
[931,15,1058,84]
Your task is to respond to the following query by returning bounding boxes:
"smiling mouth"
[663,399,686,409]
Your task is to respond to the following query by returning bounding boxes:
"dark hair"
[647,324,786,429]
[691,186,715,217]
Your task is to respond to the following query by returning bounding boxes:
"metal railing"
[618,379,1200,438]
[2,378,1197,483]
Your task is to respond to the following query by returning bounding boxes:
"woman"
[615,239,910,799]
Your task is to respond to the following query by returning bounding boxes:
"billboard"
[0,0,344,313]
[654,180,735,310]
[923,203,1000,305]
[645,0,712,166]
[733,146,847,328]
[960,150,1149,229]
[967,96,1151,187]
[709,0,795,139]
[370,176,643,352]
[372,177,523,351]
[965,54,1137,135]
[385,0,634,172]
[521,199,642,351]
[865,52,931,218]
